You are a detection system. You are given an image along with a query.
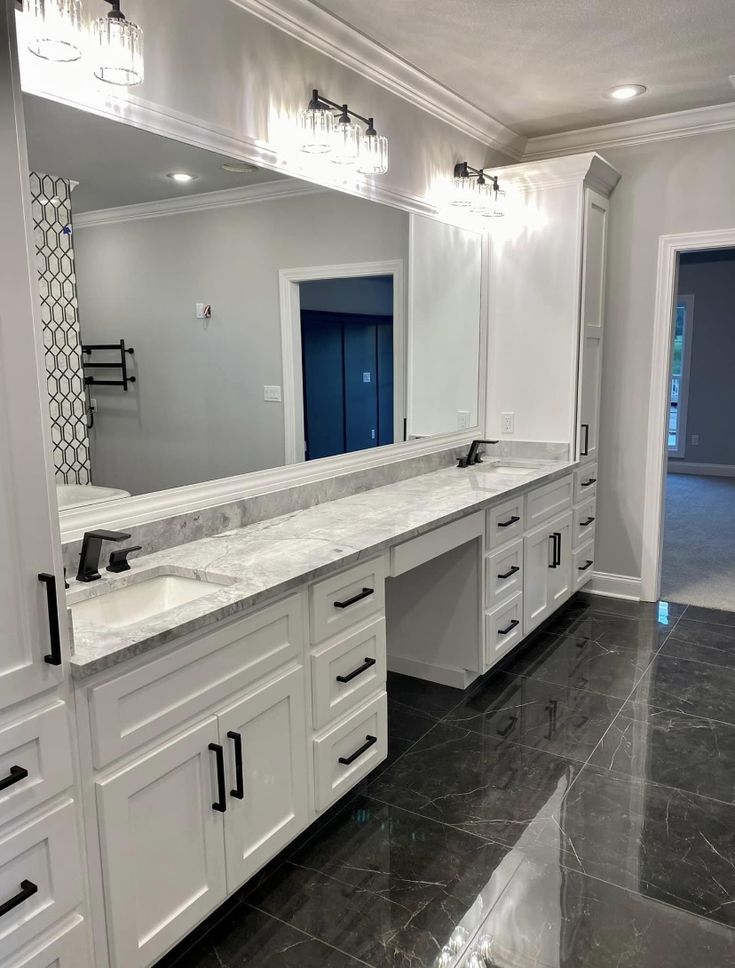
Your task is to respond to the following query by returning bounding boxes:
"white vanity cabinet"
[523,511,573,634]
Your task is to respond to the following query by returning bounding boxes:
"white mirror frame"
[21,84,489,543]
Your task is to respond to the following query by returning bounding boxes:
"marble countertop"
[67,458,577,679]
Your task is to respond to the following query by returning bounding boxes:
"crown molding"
[73,179,327,228]
[523,100,735,160]
[228,0,526,160]
[487,152,620,195]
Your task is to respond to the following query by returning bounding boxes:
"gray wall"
[674,249,735,466]
[300,276,393,315]
[594,129,735,583]
[74,190,408,495]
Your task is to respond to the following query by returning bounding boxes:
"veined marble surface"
[67,457,576,679]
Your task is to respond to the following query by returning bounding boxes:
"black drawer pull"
[580,516,595,527]
[498,619,519,635]
[38,573,62,666]
[227,731,245,800]
[339,734,377,766]
[0,880,38,919]
[208,743,227,812]
[336,657,376,684]
[497,565,520,580]
[496,715,518,738]
[334,587,373,609]
[581,422,590,457]
[497,515,520,529]
[580,478,597,488]
[549,533,561,568]
[578,559,594,572]
[0,766,28,792]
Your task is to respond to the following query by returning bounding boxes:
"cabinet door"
[524,511,573,634]
[548,512,574,609]
[577,190,608,463]
[0,4,67,705]
[96,718,227,968]
[219,667,308,892]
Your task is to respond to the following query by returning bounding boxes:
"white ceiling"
[312,0,735,137]
[23,94,289,212]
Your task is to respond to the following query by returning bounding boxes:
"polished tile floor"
[155,593,735,968]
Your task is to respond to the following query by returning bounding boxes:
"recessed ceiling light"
[221,162,258,174]
[608,84,647,101]
[166,172,197,183]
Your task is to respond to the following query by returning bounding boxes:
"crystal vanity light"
[297,89,389,175]
[26,0,84,62]
[93,0,144,86]
[452,161,505,217]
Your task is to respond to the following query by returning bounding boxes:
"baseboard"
[387,655,480,690]
[668,461,735,478]
[585,571,642,601]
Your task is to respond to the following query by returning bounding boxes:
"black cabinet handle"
[334,587,373,609]
[339,734,377,766]
[0,880,38,920]
[581,423,590,457]
[580,516,595,527]
[38,573,62,666]
[549,533,561,568]
[498,619,519,635]
[208,743,227,812]
[227,731,244,800]
[497,515,520,529]
[496,715,517,737]
[336,657,376,684]
[497,565,520,580]
[0,766,28,792]
[578,559,594,572]
[581,478,597,488]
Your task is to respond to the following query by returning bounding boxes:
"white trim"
[668,461,735,478]
[641,228,735,602]
[227,0,526,161]
[667,293,694,459]
[523,100,735,160]
[488,152,620,196]
[585,571,642,601]
[73,180,326,228]
[386,655,478,690]
[278,260,406,464]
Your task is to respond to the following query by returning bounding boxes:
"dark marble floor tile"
[544,765,735,928]
[542,609,676,652]
[682,604,735,628]
[589,703,735,803]
[576,591,688,622]
[154,905,367,967]
[445,669,622,763]
[479,855,735,968]
[368,720,580,845]
[367,699,439,781]
[663,619,735,670]
[386,670,464,719]
[632,651,735,726]
[249,796,519,968]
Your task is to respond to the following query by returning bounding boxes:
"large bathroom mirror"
[23,94,484,513]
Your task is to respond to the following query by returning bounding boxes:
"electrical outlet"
[195,303,212,319]
[263,385,282,402]
[457,410,471,430]
[691,433,699,446]
[501,412,515,434]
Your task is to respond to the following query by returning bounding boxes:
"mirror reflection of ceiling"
[23,94,288,213]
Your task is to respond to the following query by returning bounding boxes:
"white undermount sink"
[483,461,543,475]
[70,574,225,630]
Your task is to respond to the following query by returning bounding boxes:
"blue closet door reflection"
[344,317,378,452]
[301,312,344,459]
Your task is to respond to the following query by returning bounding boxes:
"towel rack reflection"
[82,339,136,391]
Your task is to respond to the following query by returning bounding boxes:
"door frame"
[279,259,405,464]
[641,228,735,601]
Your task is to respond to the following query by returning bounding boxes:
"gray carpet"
[661,473,735,610]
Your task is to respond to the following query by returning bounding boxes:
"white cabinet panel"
[311,618,386,730]
[310,558,385,644]
[572,499,596,549]
[485,592,524,668]
[523,511,573,635]
[485,539,524,609]
[96,718,226,968]
[577,190,608,463]
[525,476,572,531]
[574,540,596,590]
[574,463,598,504]
[486,495,525,550]
[220,667,308,892]
[548,513,574,609]
[5,916,90,968]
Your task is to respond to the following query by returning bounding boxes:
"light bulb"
[330,118,361,166]
[26,0,84,62]
[93,3,143,86]
[298,106,335,154]
[357,132,388,175]
[451,176,475,207]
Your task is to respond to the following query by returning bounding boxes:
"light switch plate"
[457,411,471,430]
[501,412,515,434]
[263,385,282,402]
[691,433,699,445]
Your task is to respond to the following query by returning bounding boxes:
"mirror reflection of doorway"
[299,276,394,460]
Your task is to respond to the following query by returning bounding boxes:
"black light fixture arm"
[102,0,126,18]
[454,160,501,190]
[308,89,377,132]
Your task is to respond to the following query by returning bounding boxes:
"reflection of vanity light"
[452,162,505,218]
[26,0,84,62]
[221,162,258,174]
[296,89,389,175]
[93,0,144,86]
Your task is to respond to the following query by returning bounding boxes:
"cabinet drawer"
[485,592,524,668]
[310,558,385,645]
[486,496,525,549]
[525,476,573,530]
[311,618,386,730]
[573,540,595,590]
[5,916,90,968]
[391,513,483,576]
[0,800,83,962]
[573,499,596,548]
[485,540,523,610]
[313,692,387,811]
[574,463,598,503]
[89,594,303,768]
[0,703,73,829]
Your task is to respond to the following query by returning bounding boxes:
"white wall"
[594,129,735,583]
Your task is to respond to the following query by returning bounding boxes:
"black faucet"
[457,439,499,468]
[76,530,131,583]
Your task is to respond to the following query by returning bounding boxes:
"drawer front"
[5,916,90,968]
[311,618,386,730]
[574,463,598,503]
[485,592,524,668]
[486,496,524,550]
[573,540,596,590]
[310,558,386,646]
[0,801,83,962]
[313,692,387,811]
[525,476,573,530]
[485,540,524,610]
[89,594,303,768]
[0,703,73,829]
[391,513,483,577]
[573,499,597,548]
